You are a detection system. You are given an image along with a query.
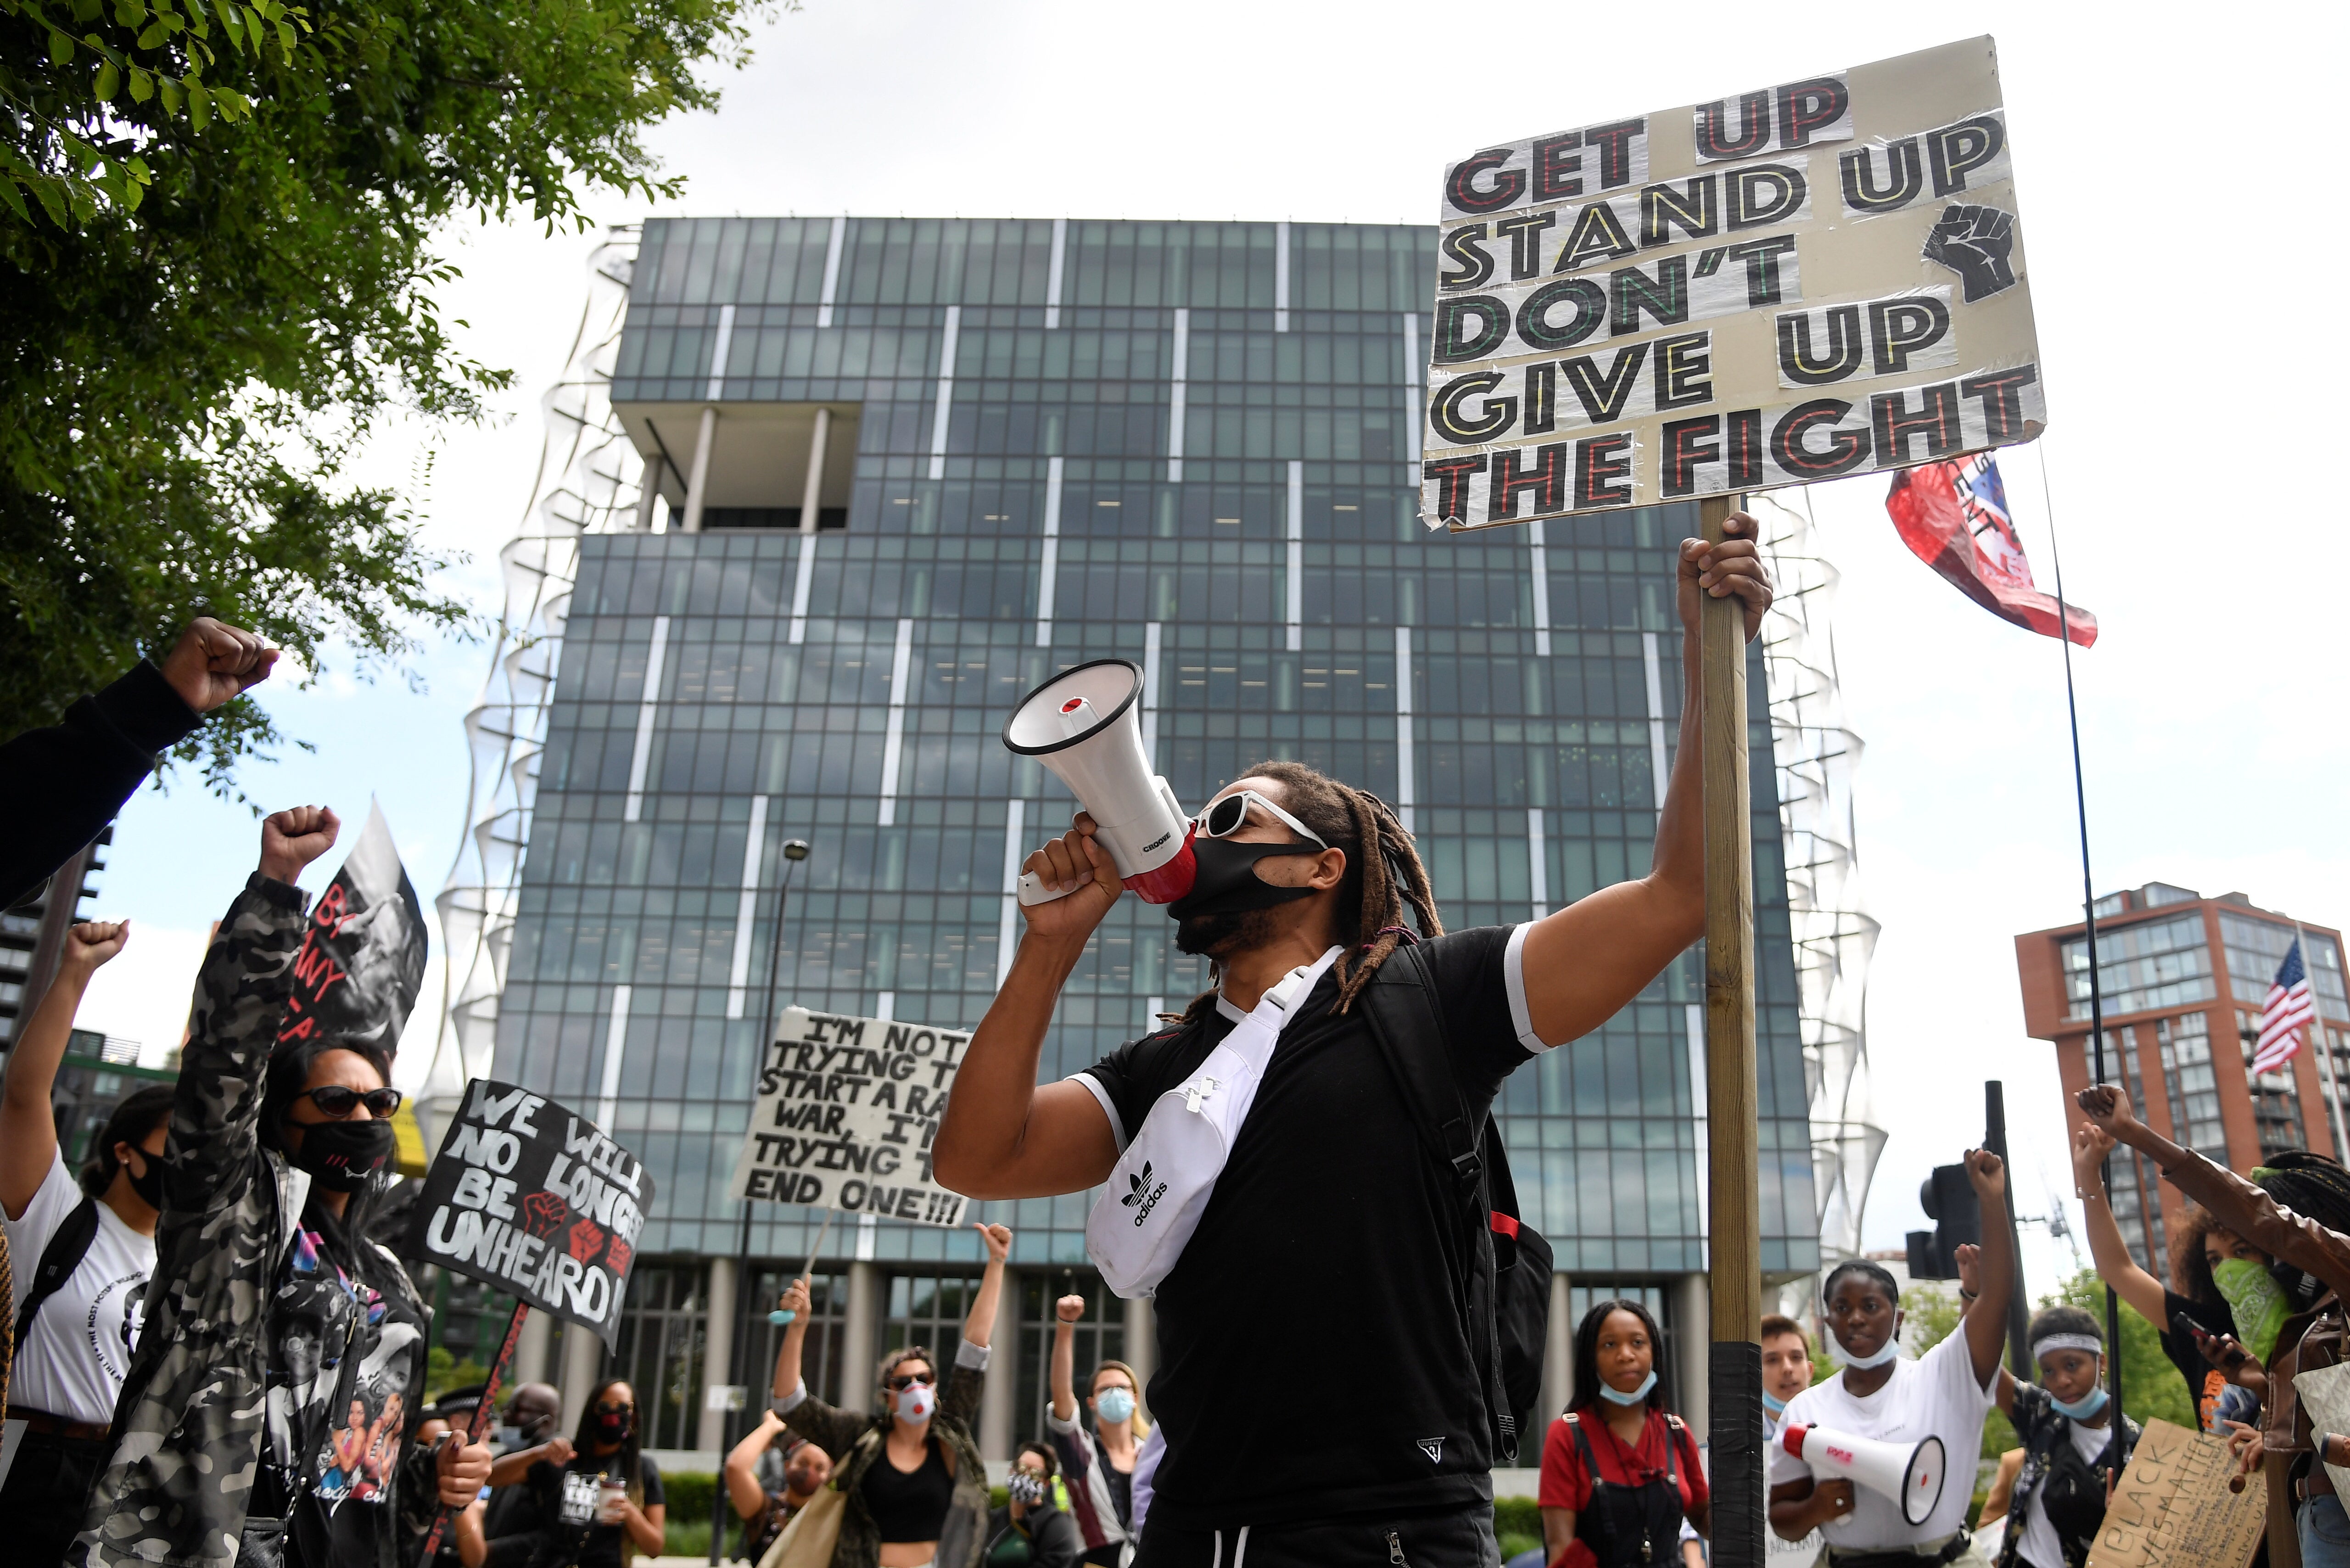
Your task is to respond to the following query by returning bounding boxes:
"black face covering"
[289,1117,396,1192]
[123,1149,166,1210]
[595,1409,633,1442]
[1165,837,1321,925]
[2273,1257,2326,1314]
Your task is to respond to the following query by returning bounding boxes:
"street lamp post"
[710,836,811,1563]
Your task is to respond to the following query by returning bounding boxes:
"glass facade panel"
[527,217,1819,1366]
[2063,915,2214,1019]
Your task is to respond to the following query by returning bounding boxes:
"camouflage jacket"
[776,1343,993,1568]
[74,874,430,1568]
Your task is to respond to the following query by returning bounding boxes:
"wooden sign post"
[1701,493,1765,1568]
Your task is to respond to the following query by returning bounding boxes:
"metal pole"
[2042,465,2122,1439]
[1699,493,1763,1568]
[1984,1082,2031,1374]
[707,840,809,1564]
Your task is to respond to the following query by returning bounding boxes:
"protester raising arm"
[0,918,134,1219]
[0,617,275,908]
[2069,1121,2171,1327]
[2078,1084,2350,1302]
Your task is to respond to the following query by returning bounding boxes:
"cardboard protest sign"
[275,801,428,1057]
[2295,1362,2350,1498]
[728,1007,971,1226]
[1424,36,2042,527]
[2085,1418,2262,1568]
[404,1080,652,1348]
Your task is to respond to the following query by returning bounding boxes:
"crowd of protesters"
[6,594,2347,1568]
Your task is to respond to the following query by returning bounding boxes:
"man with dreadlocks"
[935,515,1772,1567]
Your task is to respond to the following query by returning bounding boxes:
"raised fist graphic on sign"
[521,1189,571,1238]
[1924,203,2017,302]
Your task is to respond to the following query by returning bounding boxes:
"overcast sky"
[73,0,2349,1295]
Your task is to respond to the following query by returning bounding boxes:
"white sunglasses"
[1194,790,1327,848]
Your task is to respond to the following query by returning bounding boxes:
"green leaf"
[94,58,119,98]
[127,63,152,100]
[186,81,211,129]
[157,75,182,115]
[112,0,146,25]
[274,16,293,55]
[49,29,74,64]
[138,20,163,45]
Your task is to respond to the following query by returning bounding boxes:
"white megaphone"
[1779,1424,1946,1527]
[1003,658,1196,907]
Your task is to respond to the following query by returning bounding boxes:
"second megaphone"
[1779,1424,1946,1526]
[1002,659,1194,907]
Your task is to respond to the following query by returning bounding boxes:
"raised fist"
[975,1222,1013,1264]
[1924,203,2016,302]
[160,618,276,715]
[62,919,130,973]
[1056,1294,1086,1325]
[260,806,340,885]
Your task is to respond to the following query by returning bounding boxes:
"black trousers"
[0,1424,108,1567]
[1134,1504,1500,1568]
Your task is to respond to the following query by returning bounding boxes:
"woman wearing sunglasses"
[74,806,492,1568]
[767,1221,1014,1568]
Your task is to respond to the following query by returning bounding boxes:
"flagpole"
[2036,453,2125,1437]
[2293,920,2349,1160]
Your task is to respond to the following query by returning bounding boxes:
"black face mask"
[2273,1257,2325,1313]
[289,1117,396,1192]
[1165,837,1321,926]
[595,1409,633,1442]
[123,1149,166,1210]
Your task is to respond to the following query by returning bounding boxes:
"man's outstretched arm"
[933,826,1123,1199]
[1516,512,1772,1047]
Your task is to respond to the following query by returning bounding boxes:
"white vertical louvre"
[1642,630,1670,806]
[927,305,961,481]
[725,794,771,1020]
[1167,307,1188,483]
[622,616,670,823]
[1530,518,1552,658]
[1046,217,1067,330]
[877,618,915,826]
[1394,625,1415,833]
[816,215,845,328]
[996,800,1026,989]
[597,984,632,1128]
[1286,460,1304,652]
[1034,456,1064,648]
[1274,220,1291,333]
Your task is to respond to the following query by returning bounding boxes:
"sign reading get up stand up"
[1421,37,2042,527]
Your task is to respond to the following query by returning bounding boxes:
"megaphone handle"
[1016,872,1075,907]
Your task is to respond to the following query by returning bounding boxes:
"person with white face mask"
[1046,1295,1147,1566]
[1770,1149,2014,1568]
[769,1222,1013,1568]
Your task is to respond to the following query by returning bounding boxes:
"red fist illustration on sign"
[521,1189,570,1238]
[604,1236,633,1277]
[566,1217,606,1264]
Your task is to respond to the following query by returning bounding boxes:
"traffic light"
[1905,1163,1981,1280]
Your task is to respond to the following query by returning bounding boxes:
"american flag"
[2250,939,2318,1075]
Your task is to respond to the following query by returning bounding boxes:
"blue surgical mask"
[1095,1388,1136,1425]
[1762,1391,1789,1416]
[2052,1386,2110,1422]
[1599,1371,1658,1407]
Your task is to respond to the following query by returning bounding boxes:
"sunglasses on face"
[299,1086,403,1118]
[884,1372,934,1391]
[1195,790,1326,848]
[596,1402,634,1417]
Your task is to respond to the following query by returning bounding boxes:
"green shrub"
[1494,1496,1541,1539]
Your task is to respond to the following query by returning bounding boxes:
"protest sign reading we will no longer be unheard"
[729,1007,972,1227]
[403,1080,653,1346]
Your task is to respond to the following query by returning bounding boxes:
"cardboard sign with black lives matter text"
[1423,36,2042,528]
[728,1007,970,1227]
[404,1081,652,1348]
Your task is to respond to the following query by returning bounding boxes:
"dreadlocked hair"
[1175,759,1443,1023]
[2254,1151,2350,1235]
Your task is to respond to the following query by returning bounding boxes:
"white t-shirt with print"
[2011,1417,2112,1568]
[1771,1330,1994,1548]
[1,1150,157,1424]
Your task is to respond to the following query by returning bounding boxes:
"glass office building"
[476,215,1819,1458]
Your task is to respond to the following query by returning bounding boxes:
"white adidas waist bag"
[1086,946,1340,1299]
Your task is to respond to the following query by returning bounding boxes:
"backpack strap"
[14,1194,101,1348]
[1357,944,1518,1462]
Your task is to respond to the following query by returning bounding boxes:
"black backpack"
[14,1194,101,1345]
[1358,941,1553,1463]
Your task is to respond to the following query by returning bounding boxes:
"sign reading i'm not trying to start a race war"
[729,1007,971,1226]
[1422,35,2042,527]
[404,1080,652,1347]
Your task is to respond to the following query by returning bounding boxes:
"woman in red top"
[1539,1299,1710,1568]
